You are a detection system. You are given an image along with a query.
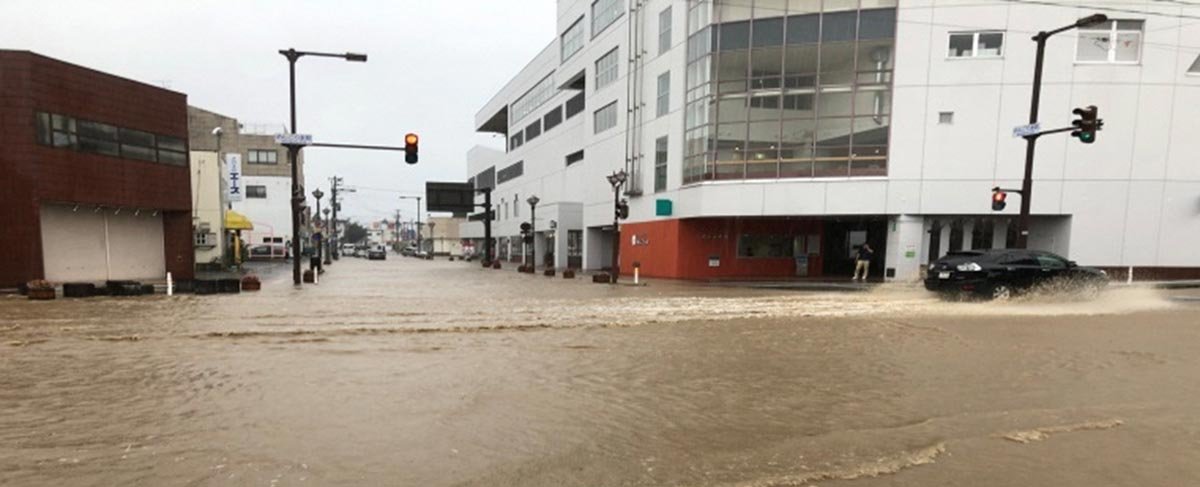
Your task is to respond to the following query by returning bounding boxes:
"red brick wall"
[0,51,193,287]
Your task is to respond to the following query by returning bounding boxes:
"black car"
[367,245,387,261]
[924,249,1108,300]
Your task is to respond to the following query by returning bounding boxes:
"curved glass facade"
[683,0,897,184]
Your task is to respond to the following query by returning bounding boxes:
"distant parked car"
[368,245,387,261]
[248,244,289,260]
[925,249,1107,300]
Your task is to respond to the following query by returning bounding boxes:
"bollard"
[166,272,174,296]
[1127,266,1133,285]
[633,261,641,285]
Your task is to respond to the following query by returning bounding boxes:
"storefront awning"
[224,210,254,231]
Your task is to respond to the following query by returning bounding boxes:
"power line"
[996,0,1200,21]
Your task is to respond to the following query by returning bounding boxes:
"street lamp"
[323,207,332,265]
[312,188,325,271]
[399,195,422,253]
[606,171,627,284]
[1014,14,1106,249]
[527,195,540,271]
[279,47,367,286]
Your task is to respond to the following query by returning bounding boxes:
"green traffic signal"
[1071,105,1100,144]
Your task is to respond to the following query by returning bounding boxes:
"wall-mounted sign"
[655,199,673,216]
[631,234,649,246]
[225,153,243,202]
[274,133,313,146]
[708,255,720,268]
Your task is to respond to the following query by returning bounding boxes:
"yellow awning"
[224,210,254,231]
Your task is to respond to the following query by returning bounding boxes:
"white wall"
[231,176,292,246]
[189,150,225,264]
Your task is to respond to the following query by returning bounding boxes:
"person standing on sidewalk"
[853,243,873,281]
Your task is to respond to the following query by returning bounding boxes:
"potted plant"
[241,275,261,291]
[26,280,56,300]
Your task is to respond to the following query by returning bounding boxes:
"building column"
[937,222,952,258]
[962,219,975,250]
[992,219,1008,249]
[885,215,926,281]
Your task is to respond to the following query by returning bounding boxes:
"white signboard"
[226,153,243,202]
[1012,122,1041,138]
[274,133,313,146]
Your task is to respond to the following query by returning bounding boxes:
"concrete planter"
[241,277,261,291]
[303,270,315,283]
[543,269,555,277]
[63,283,96,298]
[563,270,576,279]
[592,274,611,283]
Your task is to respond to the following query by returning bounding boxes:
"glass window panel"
[715,122,747,161]
[752,17,784,47]
[852,87,888,117]
[860,0,897,9]
[719,79,749,93]
[748,93,781,121]
[592,0,624,36]
[858,8,895,40]
[857,40,894,72]
[157,135,186,152]
[658,71,672,117]
[747,120,780,158]
[780,117,815,159]
[1189,54,1200,74]
[655,136,669,191]
[1077,31,1111,62]
[158,150,187,166]
[715,160,746,180]
[948,33,974,57]
[782,93,814,111]
[718,20,750,51]
[1116,19,1144,30]
[525,120,542,141]
[561,17,585,61]
[821,11,857,42]
[1114,32,1141,62]
[78,121,119,142]
[978,32,1004,56]
[36,112,51,145]
[121,144,158,162]
[659,6,673,54]
[750,46,784,78]
[595,47,620,89]
[785,13,819,44]
[717,48,750,81]
[784,43,818,78]
[717,95,749,123]
[543,105,564,130]
[819,42,857,77]
[818,90,854,117]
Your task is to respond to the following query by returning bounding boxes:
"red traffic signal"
[404,133,419,164]
[991,189,1008,211]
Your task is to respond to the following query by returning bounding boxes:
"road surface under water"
[2,257,1199,486]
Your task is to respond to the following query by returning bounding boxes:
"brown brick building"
[0,50,194,288]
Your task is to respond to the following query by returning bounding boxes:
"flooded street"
[3,258,1200,486]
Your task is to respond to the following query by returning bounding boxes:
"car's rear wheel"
[990,284,1013,301]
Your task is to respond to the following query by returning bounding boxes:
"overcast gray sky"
[1,0,556,224]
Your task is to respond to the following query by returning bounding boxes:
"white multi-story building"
[463,0,1200,281]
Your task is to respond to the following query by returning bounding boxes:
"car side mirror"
[1067,261,1077,267]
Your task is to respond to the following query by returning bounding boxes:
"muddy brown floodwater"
[2,258,1200,486]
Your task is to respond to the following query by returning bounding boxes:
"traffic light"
[404,133,419,164]
[520,222,531,233]
[616,199,630,220]
[1071,105,1102,144]
[991,189,1007,211]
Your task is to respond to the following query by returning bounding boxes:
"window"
[738,235,795,258]
[195,232,215,247]
[1077,20,1143,64]
[525,120,542,141]
[1190,55,1200,75]
[119,128,157,162]
[594,101,618,133]
[654,136,668,192]
[156,135,187,166]
[659,6,673,55]
[544,106,564,131]
[938,111,954,125]
[497,161,524,184]
[592,0,624,37]
[566,150,585,166]
[511,74,557,124]
[1035,254,1068,269]
[561,16,585,62]
[248,149,278,165]
[565,92,586,119]
[509,132,524,151]
[247,185,267,198]
[595,47,620,89]
[656,71,671,117]
[77,120,120,157]
[514,194,519,217]
[948,31,1004,58]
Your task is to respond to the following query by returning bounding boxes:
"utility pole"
[478,188,493,265]
[1014,14,1107,249]
[399,195,422,253]
[394,210,401,251]
[606,170,628,283]
[330,176,340,260]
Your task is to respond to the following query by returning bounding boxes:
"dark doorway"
[822,217,888,279]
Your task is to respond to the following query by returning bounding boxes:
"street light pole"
[312,188,324,272]
[323,208,332,266]
[399,195,422,252]
[1015,14,1106,249]
[606,170,627,284]
[278,47,367,286]
[527,195,540,271]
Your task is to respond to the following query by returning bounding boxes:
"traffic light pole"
[478,188,493,265]
[610,184,622,284]
[1015,15,1106,249]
